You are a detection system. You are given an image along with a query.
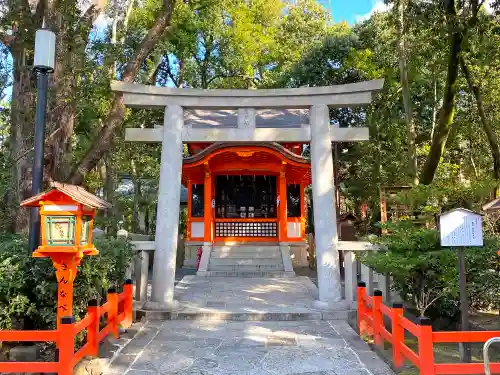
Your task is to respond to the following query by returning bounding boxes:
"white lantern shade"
[34,29,56,71]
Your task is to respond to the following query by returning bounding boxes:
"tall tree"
[460,56,500,181]
[68,0,176,185]
[395,0,418,184]
[420,0,484,184]
[2,0,106,230]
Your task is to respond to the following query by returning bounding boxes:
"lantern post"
[21,182,111,325]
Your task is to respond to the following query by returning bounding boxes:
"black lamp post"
[28,26,56,251]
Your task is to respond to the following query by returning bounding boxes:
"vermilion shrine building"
[112,80,384,311]
[182,141,311,266]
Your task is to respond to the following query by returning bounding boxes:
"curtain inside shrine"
[215,175,277,218]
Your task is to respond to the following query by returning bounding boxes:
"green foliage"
[179,207,187,237]
[464,235,500,312]
[362,220,500,318]
[361,221,459,317]
[0,234,133,330]
[73,238,135,318]
[0,234,56,330]
[390,179,498,218]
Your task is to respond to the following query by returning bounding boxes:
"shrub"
[361,221,500,319]
[0,234,134,330]
[361,221,459,317]
[465,236,500,311]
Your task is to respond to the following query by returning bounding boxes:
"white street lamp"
[29,26,56,251]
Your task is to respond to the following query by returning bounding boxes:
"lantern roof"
[21,181,111,209]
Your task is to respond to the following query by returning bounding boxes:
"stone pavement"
[106,319,393,375]
[139,276,351,320]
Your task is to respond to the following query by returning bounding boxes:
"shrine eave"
[183,142,309,166]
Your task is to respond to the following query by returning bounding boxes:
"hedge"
[0,233,134,330]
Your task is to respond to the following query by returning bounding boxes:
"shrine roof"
[183,142,310,165]
[21,181,111,209]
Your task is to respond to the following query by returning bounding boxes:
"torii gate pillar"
[310,104,344,308]
[145,105,184,310]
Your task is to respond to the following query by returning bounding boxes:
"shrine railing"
[357,283,500,375]
[0,280,133,375]
[214,218,278,238]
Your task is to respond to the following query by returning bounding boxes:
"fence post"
[123,279,134,328]
[373,290,383,347]
[107,288,119,339]
[87,299,100,357]
[357,281,366,335]
[418,317,435,375]
[344,250,357,305]
[58,316,75,375]
[135,250,149,302]
[392,303,404,368]
[361,263,374,295]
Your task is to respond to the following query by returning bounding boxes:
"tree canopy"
[0,0,498,232]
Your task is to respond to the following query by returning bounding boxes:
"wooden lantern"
[21,181,111,258]
[21,182,111,323]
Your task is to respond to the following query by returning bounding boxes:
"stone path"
[106,319,393,375]
[139,276,352,320]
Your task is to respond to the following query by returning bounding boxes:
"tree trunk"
[45,36,77,181]
[145,205,150,235]
[68,1,176,185]
[130,158,141,233]
[396,0,418,185]
[104,152,118,234]
[420,20,463,184]
[459,56,500,181]
[9,50,37,232]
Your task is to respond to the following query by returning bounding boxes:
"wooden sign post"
[439,208,483,363]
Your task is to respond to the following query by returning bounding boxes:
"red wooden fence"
[0,280,133,375]
[358,281,500,375]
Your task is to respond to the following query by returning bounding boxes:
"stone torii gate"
[112,79,384,311]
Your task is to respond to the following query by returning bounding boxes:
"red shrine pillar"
[279,164,288,242]
[203,168,212,243]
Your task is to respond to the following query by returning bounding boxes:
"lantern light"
[46,215,76,246]
[34,28,56,72]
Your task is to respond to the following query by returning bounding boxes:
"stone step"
[199,271,294,277]
[208,264,284,272]
[212,246,281,253]
[213,242,279,246]
[209,258,283,266]
[138,310,349,321]
[211,252,282,259]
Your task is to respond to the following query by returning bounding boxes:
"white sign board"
[439,209,483,247]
